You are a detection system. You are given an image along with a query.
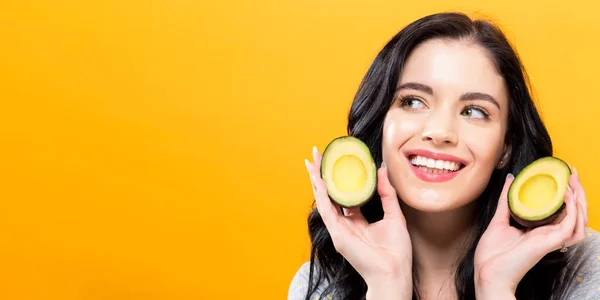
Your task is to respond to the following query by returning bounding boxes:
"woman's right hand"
[305,146,413,299]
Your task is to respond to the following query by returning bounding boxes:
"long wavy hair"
[304,12,572,300]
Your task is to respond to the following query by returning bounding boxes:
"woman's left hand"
[474,168,588,299]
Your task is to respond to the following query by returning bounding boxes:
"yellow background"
[0,0,598,299]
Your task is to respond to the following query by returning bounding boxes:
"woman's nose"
[421,112,458,145]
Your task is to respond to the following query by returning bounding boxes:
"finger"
[313,146,323,168]
[305,159,342,227]
[545,187,578,251]
[489,174,514,226]
[570,167,588,226]
[342,207,368,225]
[564,203,586,247]
[342,207,361,216]
[377,163,405,222]
[307,153,342,212]
[549,200,568,225]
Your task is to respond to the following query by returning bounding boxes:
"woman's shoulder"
[288,261,333,300]
[563,226,600,299]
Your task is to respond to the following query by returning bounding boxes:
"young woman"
[289,12,599,300]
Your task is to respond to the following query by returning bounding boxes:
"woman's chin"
[399,189,471,213]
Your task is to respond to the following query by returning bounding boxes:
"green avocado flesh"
[320,136,377,208]
[508,156,571,227]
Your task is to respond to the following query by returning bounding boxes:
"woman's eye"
[461,106,489,119]
[400,98,426,110]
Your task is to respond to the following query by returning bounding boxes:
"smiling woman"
[291,12,600,300]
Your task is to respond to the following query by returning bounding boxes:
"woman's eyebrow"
[460,92,500,109]
[396,82,433,94]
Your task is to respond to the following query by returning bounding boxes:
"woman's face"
[382,38,510,212]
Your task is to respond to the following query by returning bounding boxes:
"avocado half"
[508,156,572,228]
[320,136,377,208]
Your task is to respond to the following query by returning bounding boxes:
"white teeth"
[426,158,435,168]
[418,167,451,174]
[450,162,458,171]
[443,161,451,170]
[409,155,462,172]
[435,160,444,169]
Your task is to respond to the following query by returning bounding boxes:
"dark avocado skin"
[509,202,565,227]
[508,156,571,228]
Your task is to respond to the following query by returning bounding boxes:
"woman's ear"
[497,144,511,169]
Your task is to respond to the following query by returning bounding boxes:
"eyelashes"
[462,104,490,119]
[397,95,491,120]
[398,95,426,110]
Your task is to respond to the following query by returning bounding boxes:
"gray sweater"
[288,227,600,300]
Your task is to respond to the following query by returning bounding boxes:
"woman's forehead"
[398,38,507,103]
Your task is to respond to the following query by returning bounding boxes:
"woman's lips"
[408,162,464,182]
[404,149,468,183]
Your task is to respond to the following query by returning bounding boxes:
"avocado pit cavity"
[332,154,368,193]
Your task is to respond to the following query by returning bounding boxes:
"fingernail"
[312,146,318,159]
[382,161,386,169]
[574,167,578,176]
[506,173,514,179]
[305,158,310,170]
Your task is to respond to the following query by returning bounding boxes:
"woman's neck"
[400,201,478,298]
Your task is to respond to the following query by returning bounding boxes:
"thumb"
[489,173,514,226]
[377,162,405,221]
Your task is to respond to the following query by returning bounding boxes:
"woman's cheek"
[463,129,504,168]
[383,118,398,147]
[383,111,421,146]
